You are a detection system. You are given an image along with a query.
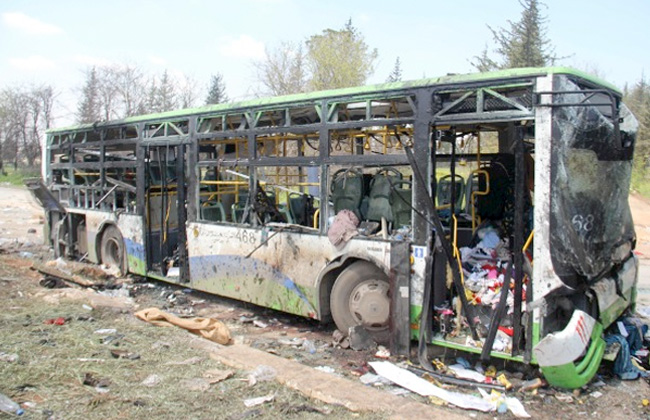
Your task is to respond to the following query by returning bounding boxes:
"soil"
[1,184,649,419]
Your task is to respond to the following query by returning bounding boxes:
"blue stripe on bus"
[188,254,315,312]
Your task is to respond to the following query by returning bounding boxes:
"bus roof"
[48,66,620,134]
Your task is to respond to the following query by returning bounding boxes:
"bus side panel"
[186,222,392,319]
[118,214,147,276]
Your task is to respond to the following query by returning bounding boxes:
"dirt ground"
[1,184,649,419]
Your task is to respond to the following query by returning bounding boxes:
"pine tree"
[471,0,558,71]
[76,67,101,123]
[386,57,403,83]
[306,19,378,90]
[205,73,228,105]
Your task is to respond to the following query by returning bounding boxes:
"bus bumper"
[534,310,605,389]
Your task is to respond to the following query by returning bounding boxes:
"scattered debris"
[370,361,494,412]
[135,307,231,345]
[247,365,277,386]
[244,393,275,408]
[94,328,117,335]
[253,320,268,329]
[39,276,68,289]
[519,378,546,392]
[589,391,603,399]
[555,393,574,403]
[203,368,234,384]
[348,325,376,351]
[141,374,162,387]
[374,346,390,359]
[332,329,350,349]
[34,262,98,288]
[314,366,335,374]
[0,352,18,363]
[359,372,391,386]
[44,317,66,325]
[301,339,316,354]
[82,373,110,389]
[110,349,140,360]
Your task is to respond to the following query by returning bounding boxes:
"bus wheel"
[330,261,390,340]
[100,225,126,274]
[53,219,70,258]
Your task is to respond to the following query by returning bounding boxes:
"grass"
[0,257,382,420]
[0,165,40,187]
[631,164,650,200]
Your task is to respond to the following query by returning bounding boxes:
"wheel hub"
[348,280,390,330]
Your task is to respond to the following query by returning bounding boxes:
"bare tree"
[255,41,308,96]
[178,74,201,109]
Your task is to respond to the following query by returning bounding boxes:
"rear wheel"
[53,218,70,258]
[330,261,390,339]
[100,225,126,274]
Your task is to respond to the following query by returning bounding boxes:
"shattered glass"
[550,75,637,283]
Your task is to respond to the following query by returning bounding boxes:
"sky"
[1,0,649,127]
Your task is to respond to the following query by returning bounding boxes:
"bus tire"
[100,225,126,275]
[53,219,70,258]
[330,261,390,341]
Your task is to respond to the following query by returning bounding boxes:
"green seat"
[201,202,226,221]
[231,193,249,223]
[390,180,412,228]
[331,169,364,216]
[366,169,402,223]
[437,174,465,210]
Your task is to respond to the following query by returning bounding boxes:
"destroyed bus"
[31,67,638,389]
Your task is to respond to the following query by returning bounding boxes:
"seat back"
[437,174,465,210]
[331,169,364,216]
[366,171,401,222]
[201,202,226,221]
[390,180,412,228]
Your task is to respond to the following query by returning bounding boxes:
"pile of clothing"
[459,224,525,312]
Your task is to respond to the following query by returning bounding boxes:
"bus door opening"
[144,144,189,281]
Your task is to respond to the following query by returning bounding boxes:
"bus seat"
[278,203,293,224]
[201,202,226,222]
[437,174,465,211]
[231,193,249,223]
[366,169,402,222]
[390,180,412,228]
[331,169,364,216]
[288,193,309,225]
[465,169,487,214]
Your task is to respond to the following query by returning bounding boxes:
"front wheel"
[100,225,126,275]
[330,261,390,339]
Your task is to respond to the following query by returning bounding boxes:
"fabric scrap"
[327,209,359,247]
[135,307,231,345]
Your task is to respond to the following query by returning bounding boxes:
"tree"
[306,19,378,91]
[471,0,558,71]
[178,74,200,109]
[149,70,177,113]
[254,42,307,96]
[205,73,229,104]
[77,67,101,123]
[0,84,55,169]
[386,57,403,83]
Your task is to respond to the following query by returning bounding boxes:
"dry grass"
[0,259,381,419]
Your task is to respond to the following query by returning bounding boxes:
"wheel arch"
[95,220,128,272]
[316,253,389,322]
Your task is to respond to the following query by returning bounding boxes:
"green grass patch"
[0,165,40,186]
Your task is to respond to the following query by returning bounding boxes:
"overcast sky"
[1,0,649,126]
